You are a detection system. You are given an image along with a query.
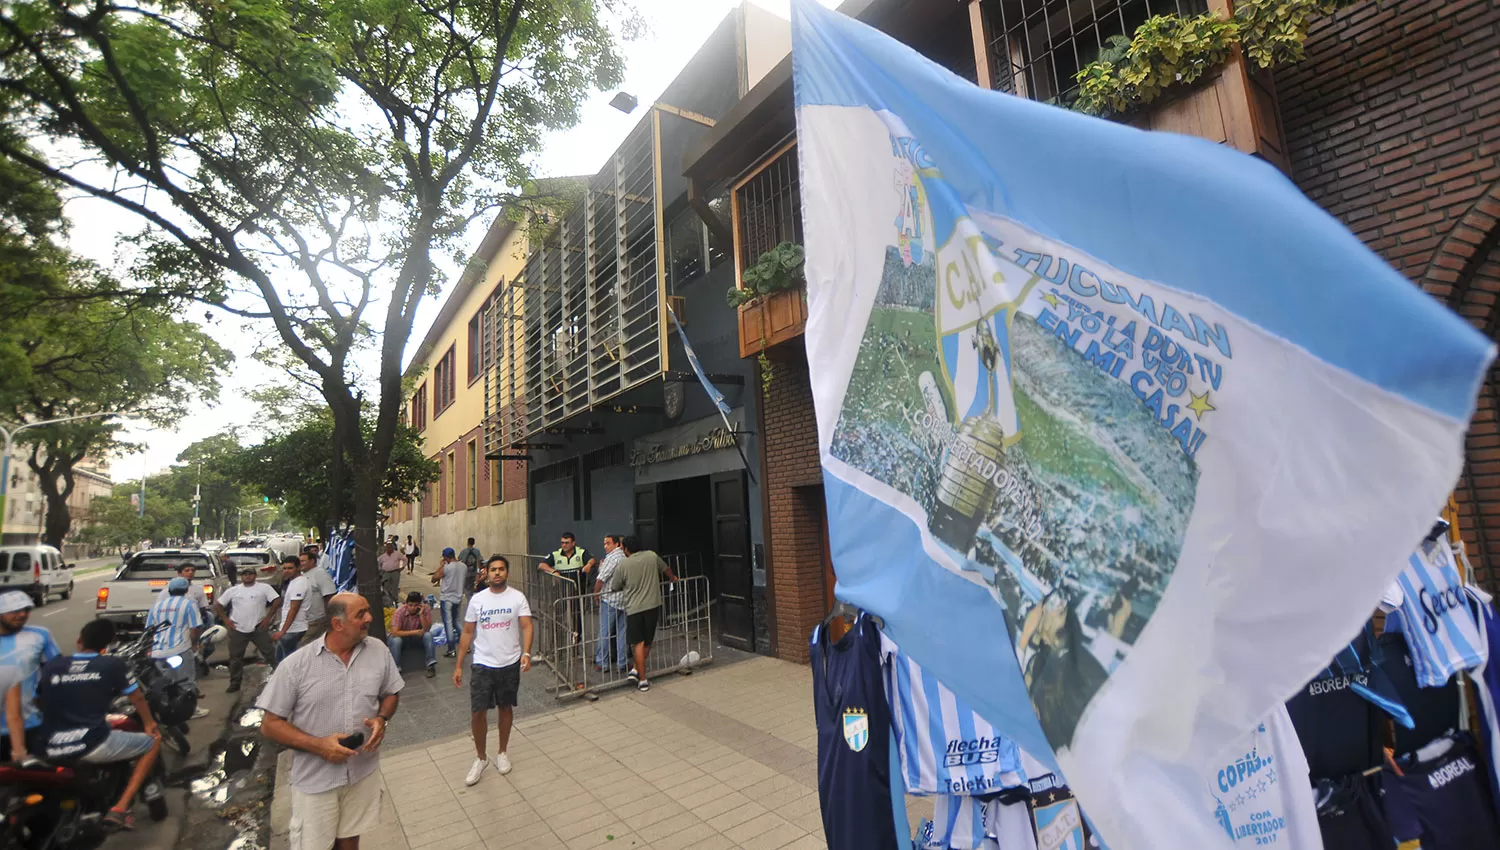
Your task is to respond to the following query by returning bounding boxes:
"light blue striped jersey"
[146,593,203,658]
[0,625,60,732]
[1387,541,1483,687]
[880,633,1026,796]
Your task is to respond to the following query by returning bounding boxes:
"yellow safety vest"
[552,548,586,572]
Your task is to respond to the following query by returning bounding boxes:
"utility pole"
[192,459,202,543]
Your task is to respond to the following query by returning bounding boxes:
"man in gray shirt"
[609,536,678,693]
[258,593,403,850]
[297,550,339,648]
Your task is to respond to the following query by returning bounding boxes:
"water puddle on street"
[181,703,271,850]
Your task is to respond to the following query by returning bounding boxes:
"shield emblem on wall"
[842,709,869,752]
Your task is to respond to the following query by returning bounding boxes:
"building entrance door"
[633,473,755,652]
[710,471,754,651]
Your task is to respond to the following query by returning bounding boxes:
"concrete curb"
[269,750,291,850]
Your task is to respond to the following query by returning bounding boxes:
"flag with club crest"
[789,1,1495,847]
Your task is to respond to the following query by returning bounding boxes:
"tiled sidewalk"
[358,657,832,850]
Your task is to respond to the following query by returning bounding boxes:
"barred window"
[984,0,1209,107]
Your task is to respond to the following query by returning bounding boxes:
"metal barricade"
[546,572,714,699]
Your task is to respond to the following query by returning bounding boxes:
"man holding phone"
[258,593,404,850]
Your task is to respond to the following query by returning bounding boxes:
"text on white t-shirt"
[464,587,531,669]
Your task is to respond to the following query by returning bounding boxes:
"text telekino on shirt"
[789,2,1496,848]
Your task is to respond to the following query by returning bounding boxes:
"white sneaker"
[493,752,512,775]
[464,757,488,786]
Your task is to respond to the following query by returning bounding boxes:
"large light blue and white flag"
[790,2,1495,847]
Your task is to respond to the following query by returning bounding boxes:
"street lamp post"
[0,413,124,543]
[236,506,274,539]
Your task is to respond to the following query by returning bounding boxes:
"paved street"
[25,559,266,850]
[272,655,934,850]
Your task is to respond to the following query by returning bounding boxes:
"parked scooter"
[0,623,189,849]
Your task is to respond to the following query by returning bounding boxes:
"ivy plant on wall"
[1072,0,1364,118]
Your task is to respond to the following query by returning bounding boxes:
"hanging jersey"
[1466,586,1500,814]
[1382,733,1500,850]
[880,632,1027,796]
[1376,631,1461,756]
[1204,706,1323,848]
[812,616,900,850]
[1386,541,1484,687]
[1030,783,1089,850]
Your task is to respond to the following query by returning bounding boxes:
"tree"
[2,292,231,549]
[231,411,440,535]
[0,0,629,631]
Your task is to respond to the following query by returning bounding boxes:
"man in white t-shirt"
[271,558,310,664]
[214,566,280,693]
[452,555,532,786]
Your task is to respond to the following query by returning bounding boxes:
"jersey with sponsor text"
[1386,540,1484,687]
[879,632,1025,796]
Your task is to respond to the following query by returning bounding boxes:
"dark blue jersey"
[812,615,900,850]
[1383,734,1500,850]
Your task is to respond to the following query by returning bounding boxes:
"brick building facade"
[756,342,828,662]
[1275,0,1500,588]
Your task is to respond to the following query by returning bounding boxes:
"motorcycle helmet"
[200,624,229,648]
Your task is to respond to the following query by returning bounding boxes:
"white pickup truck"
[96,549,229,635]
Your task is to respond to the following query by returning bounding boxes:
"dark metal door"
[633,485,659,553]
[711,471,754,650]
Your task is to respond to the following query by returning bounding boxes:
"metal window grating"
[484,115,663,452]
[983,0,1208,107]
[735,145,802,272]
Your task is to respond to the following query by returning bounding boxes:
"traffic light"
[262,496,268,503]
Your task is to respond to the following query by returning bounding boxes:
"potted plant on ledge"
[729,241,807,365]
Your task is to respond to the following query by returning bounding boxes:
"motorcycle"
[0,623,190,849]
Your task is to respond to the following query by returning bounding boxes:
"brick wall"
[761,340,831,663]
[1275,0,1500,590]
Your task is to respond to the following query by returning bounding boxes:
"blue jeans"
[275,631,304,664]
[439,600,463,652]
[596,601,628,670]
[387,633,436,670]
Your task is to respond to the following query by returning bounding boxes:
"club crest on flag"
[842,708,870,752]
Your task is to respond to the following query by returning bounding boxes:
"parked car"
[96,549,228,635]
[0,544,73,607]
[221,547,281,587]
[265,535,306,561]
[200,539,228,554]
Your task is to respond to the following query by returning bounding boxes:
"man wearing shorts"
[259,593,403,850]
[609,537,678,693]
[36,619,162,830]
[452,555,532,786]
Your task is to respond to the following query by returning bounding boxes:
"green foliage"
[0,0,629,599]
[1236,0,1363,68]
[1073,1,1365,117]
[229,412,440,532]
[1074,13,1238,117]
[726,242,805,308]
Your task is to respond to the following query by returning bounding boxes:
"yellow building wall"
[385,219,531,558]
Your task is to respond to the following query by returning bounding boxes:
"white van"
[0,544,74,607]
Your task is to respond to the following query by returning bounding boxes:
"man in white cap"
[0,591,60,760]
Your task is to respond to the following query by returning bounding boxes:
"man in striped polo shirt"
[145,577,208,716]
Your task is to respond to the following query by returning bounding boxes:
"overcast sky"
[82,0,837,482]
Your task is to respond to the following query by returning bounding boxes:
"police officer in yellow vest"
[541,532,596,643]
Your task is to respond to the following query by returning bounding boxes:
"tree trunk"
[324,382,388,640]
[27,445,78,550]
[352,469,386,641]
